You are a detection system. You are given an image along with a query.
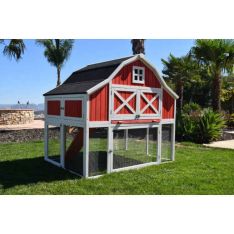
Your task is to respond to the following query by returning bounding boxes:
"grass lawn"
[0,140,233,195]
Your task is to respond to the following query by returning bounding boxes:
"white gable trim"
[87,54,179,99]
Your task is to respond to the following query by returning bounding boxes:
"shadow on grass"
[0,156,80,189]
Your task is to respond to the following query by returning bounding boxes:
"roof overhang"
[87,54,179,99]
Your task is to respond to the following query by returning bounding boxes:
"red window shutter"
[47,100,60,116]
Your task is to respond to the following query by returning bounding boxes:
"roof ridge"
[75,56,133,73]
[84,56,133,67]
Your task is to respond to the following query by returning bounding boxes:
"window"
[132,66,145,84]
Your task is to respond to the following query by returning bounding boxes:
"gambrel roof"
[44,56,133,96]
[44,54,178,99]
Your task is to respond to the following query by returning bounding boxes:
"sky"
[0,39,194,104]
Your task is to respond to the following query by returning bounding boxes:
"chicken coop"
[44,54,178,178]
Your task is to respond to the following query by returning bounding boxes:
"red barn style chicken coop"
[44,54,178,178]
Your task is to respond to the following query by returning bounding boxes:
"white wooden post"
[44,122,48,160]
[146,127,149,155]
[171,99,177,161]
[83,126,89,177]
[83,95,89,178]
[171,123,175,161]
[60,124,65,168]
[125,129,128,150]
[157,124,162,164]
[107,126,113,173]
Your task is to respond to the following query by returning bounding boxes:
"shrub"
[224,113,234,128]
[176,103,201,141]
[182,102,201,114]
[196,108,226,143]
[176,104,226,143]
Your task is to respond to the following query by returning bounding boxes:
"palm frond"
[36,39,74,68]
[2,39,25,60]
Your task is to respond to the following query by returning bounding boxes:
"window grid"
[132,66,145,84]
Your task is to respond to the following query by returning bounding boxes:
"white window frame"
[132,66,145,84]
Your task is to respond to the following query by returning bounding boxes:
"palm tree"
[192,39,234,112]
[131,39,145,55]
[162,54,200,112]
[37,39,74,86]
[0,39,25,60]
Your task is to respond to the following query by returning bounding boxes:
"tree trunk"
[176,81,184,113]
[57,67,61,87]
[212,72,221,112]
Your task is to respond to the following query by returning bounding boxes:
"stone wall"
[0,109,34,125]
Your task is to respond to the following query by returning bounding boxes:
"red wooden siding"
[162,89,174,119]
[140,93,159,114]
[89,84,109,121]
[114,91,136,114]
[47,100,60,116]
[112,60,161,88]
[65,100,82,118]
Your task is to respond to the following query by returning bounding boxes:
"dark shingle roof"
[44,56,133,96]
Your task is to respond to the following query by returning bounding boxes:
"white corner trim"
[87,55,139,94]
[87,54,179,99]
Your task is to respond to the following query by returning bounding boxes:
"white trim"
[112,123,160,130]
[83,95,89,178]
[87,54,178,99]
[112,84,161,93]
[161,119,175,124]
[46,117,85,127]
[111,85,161,120]
[107,126,113,173]
[45,157,61,168]
[87,55,139,94]
[45,94,86,124]
[112,161,159,173]
[157,123,162,164]
[132,66,145,84]
[113,89,136,114]
[65,168,83,177]
[146,127,149,155]
[108,81,112,123]
[172,99,177,161]
[60,125,65,168]
[125,129,128,150]
[140,92,159,115]
[44,123,48,160]
[89,121,110,127]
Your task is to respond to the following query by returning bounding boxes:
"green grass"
[0,140,233,194]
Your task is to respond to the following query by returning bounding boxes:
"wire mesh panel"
[113,128,157,169]
[89,128,108,177]
[65,126,83,175]
[161,124,172,162]
[148,128,158,159]
[47,125,60,163]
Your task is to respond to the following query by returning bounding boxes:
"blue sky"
[0,39,194,104]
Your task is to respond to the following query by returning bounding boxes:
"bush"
[196,108,226,143]
[176,104,226,143]
[182,102,201,114]
[224,113,234,128]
